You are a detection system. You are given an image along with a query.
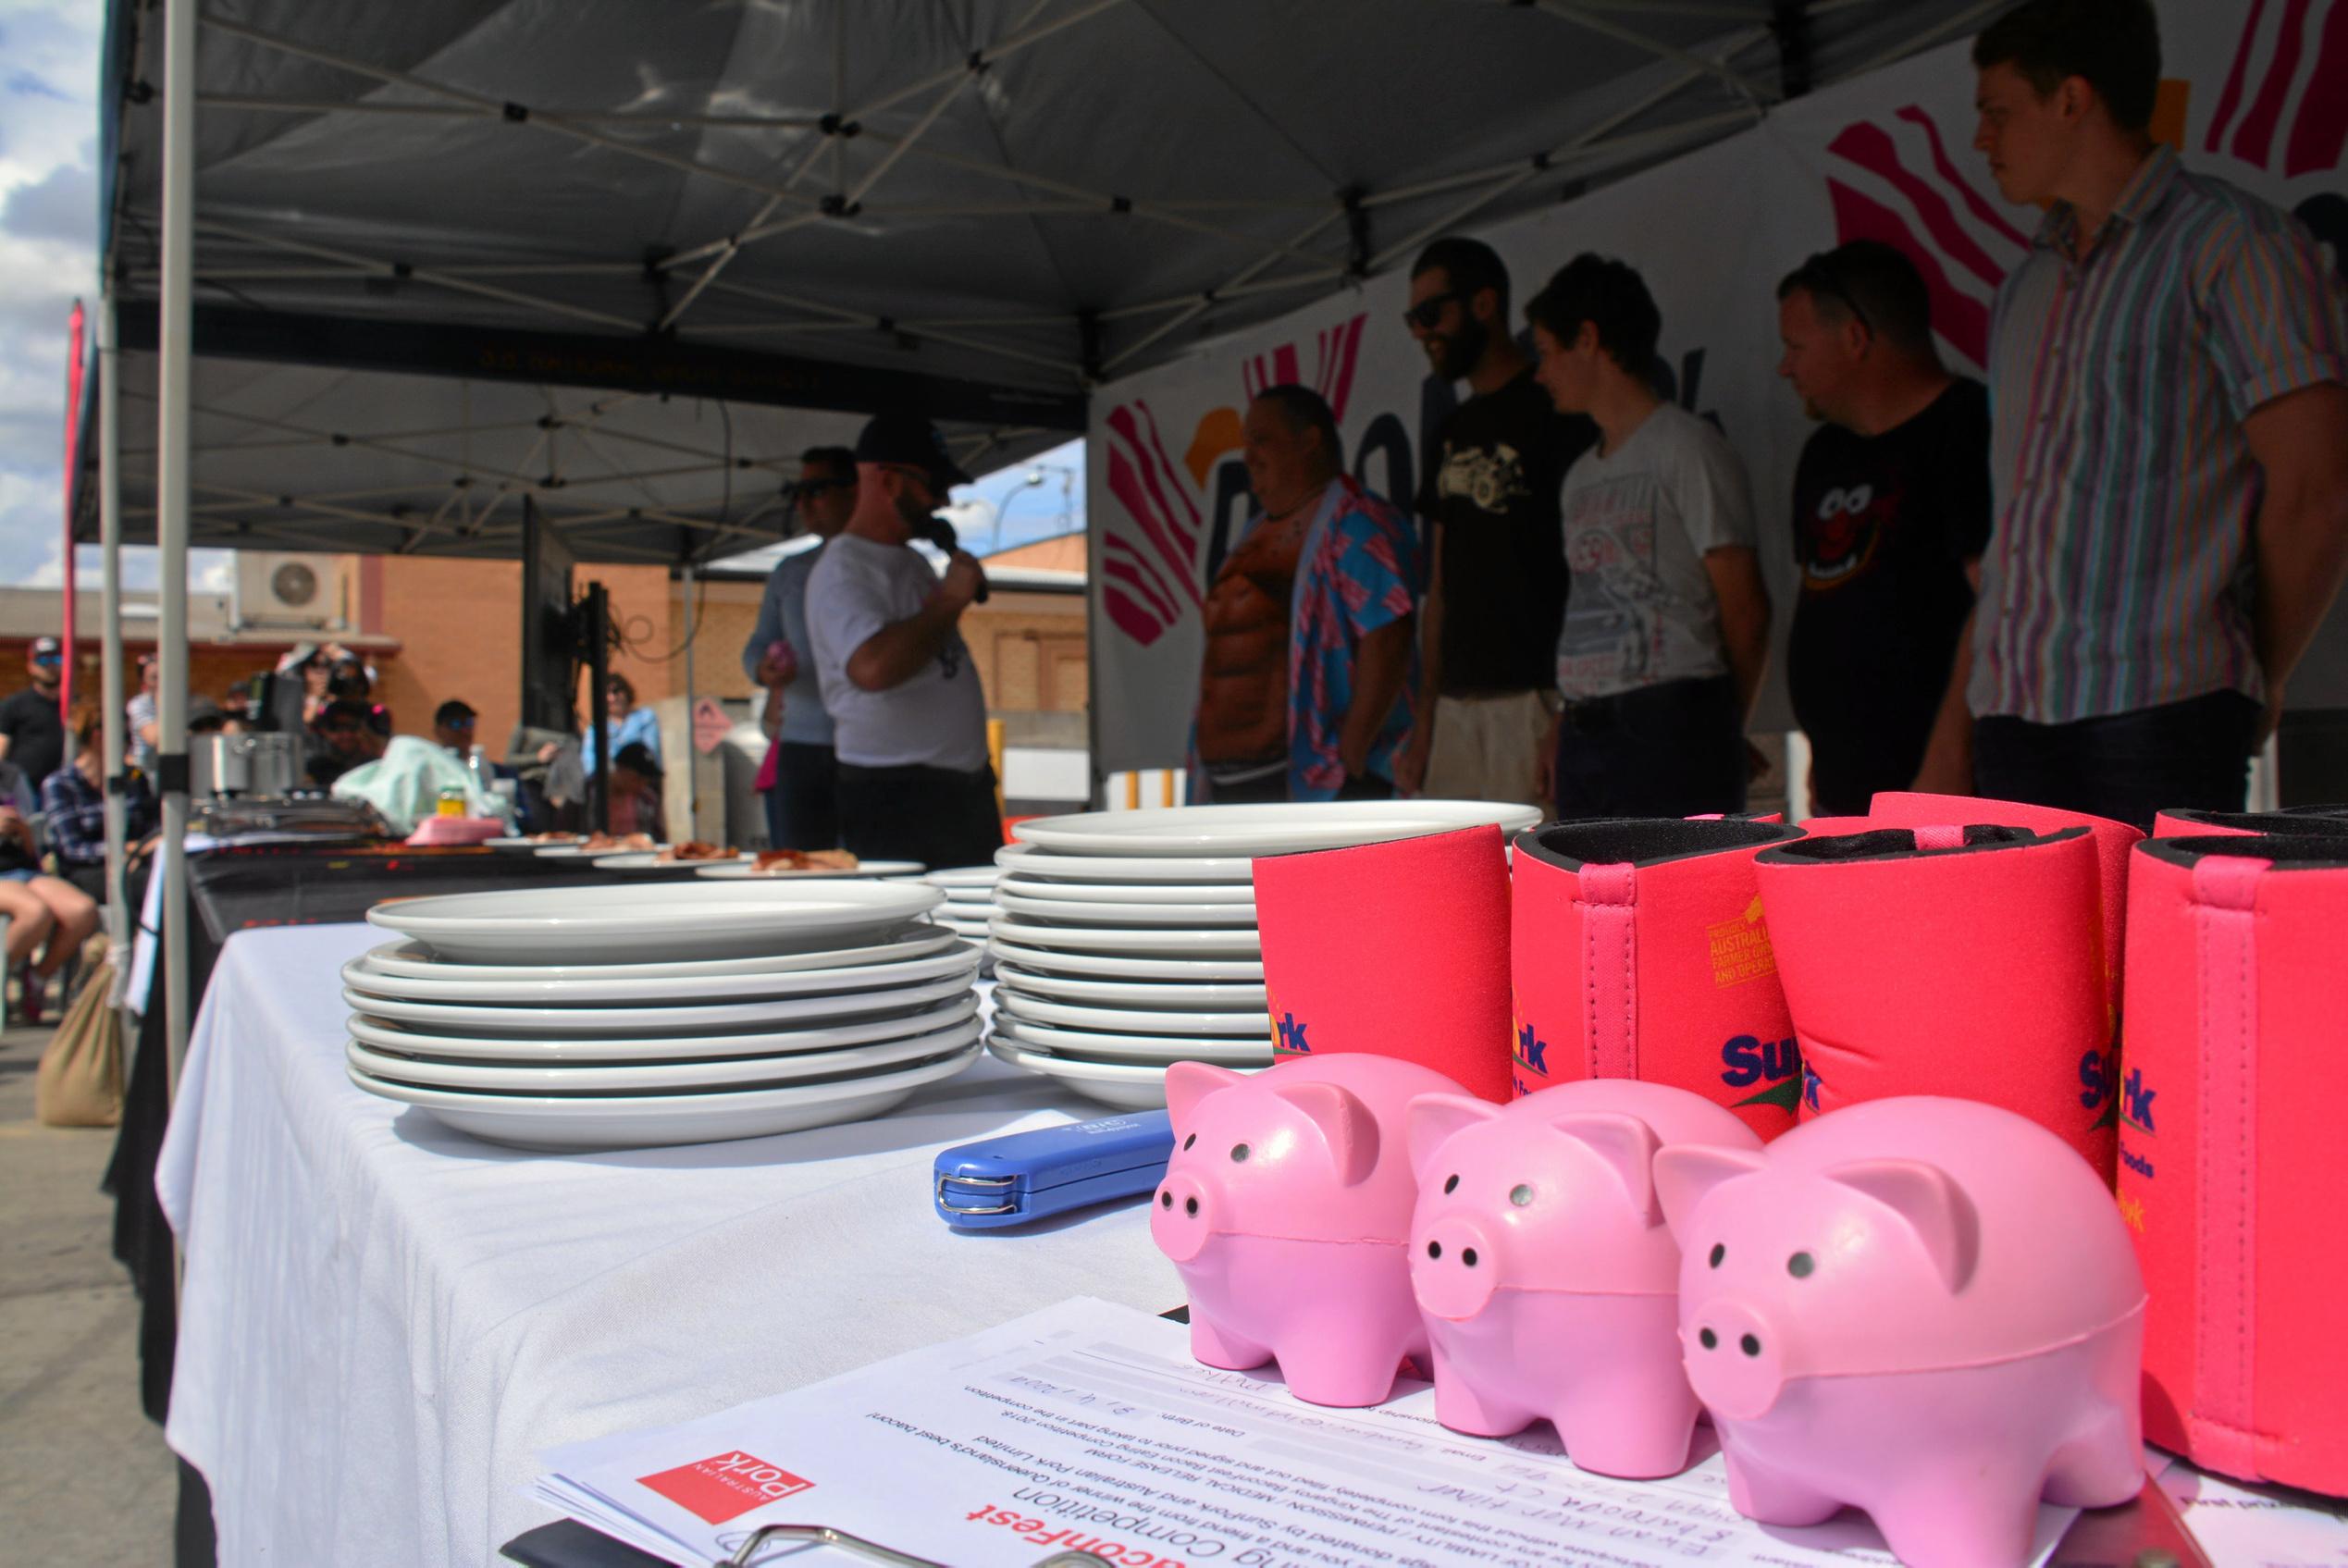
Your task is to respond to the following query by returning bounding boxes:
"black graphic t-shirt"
[1416,370,1595,695]
[1788,378,1992,813]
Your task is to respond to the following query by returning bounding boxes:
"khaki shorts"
[1423,690,1554,810]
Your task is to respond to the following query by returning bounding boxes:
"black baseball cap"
[852,413,970,492]
[31,636,60,660]
[434,698,477,727]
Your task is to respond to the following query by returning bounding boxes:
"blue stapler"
[933,1110,1175,1230]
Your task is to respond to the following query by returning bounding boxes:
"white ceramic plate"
[591,851,752,871]
[994,890,1257,927]
[343,969,973,1036]
[985,1032,1260,1109]
[346,993,979,1063]
[995,1013,1273,1062]
[488,836,569,853]
[923,867,1002,889]
[988,914,1260,956]
[348,1041,982,1150]
[995,989,1266,1036]
[995,876,1254,906]
[368,880,941,963]
[995,845,1255,884]
[992,962,1267,1009]
[986,939,1265,981]
[695,859,926,881]
[934,920,993,940]
[348,1015,982,1094]
[1012,800,1541,858]
[359,926,954,983]
[940,895,996,913]
[534,842,659,858]
[343,941,980,1006]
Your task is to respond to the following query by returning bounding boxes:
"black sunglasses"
[1402,290,1462,332]
[793,475,853,498]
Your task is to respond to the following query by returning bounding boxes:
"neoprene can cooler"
[2119,833,2348,1497]
[1509,818,1808,1137]
[1754,824,2117,1179]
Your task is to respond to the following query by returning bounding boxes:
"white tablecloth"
[156,922,1178,1567]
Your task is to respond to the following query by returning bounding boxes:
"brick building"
[0,536,1090,776]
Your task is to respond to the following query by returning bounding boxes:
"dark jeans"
[1552,674,1745,820]
[837,760,1004,871]
[1972,690,2259,831]
[762,741,840,850]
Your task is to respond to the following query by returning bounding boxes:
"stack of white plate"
[921,867,1001,944]
[342,881,982,1151]
[987,800,1541,1108]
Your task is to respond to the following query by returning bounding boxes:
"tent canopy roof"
[85,0,2008,563]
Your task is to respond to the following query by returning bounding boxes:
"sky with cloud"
[0,0,106,592]
[0,4,1081,607]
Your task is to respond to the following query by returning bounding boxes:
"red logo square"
[637,1451,815,1525]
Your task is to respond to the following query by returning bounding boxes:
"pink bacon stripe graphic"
[1893,107,2030,251]
[1824,110,2024,368]
[2206,0,2347,178]
[1102,399,1207,648]
[2285,0,2348,177]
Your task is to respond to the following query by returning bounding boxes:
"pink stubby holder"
[1405,1080,1762,1477]
[1154,1054,1466,1407]
[1654,1096,2146,1568]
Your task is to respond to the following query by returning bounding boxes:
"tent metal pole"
[681,562,698,844]
[832,5,847,194]
[1360,26,1773,208]
[1831,0,2007,81]
[194,219,642,331]
[1102,209,1347,375]
[157,0,197,1095]
[97,297,128,957]
[200,16,826,214]
[845,0,1126,122]
[1524,0,1774,108]
[1367,105,1756,271]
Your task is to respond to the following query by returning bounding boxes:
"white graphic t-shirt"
[1553,401,1757,700]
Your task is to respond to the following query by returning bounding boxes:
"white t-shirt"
[804,533,989,771]
[1553,401,1757,700]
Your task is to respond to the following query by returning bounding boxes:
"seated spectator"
[433,699,479,756]
[608,742,662,836]
[581,673,659,775]
[308,698,385,788]
[42,705,157,907]
[0,783,99,1026]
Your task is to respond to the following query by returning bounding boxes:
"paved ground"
[0,1013,178,1563]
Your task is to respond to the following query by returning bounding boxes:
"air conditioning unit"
[230,551,359,634]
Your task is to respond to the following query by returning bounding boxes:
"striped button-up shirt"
[1971,146,2348,724]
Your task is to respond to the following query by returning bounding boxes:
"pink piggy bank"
[1406,1080,1763,1477]
[1155,1055,1464,1406]
[1654,1096,2146,1568]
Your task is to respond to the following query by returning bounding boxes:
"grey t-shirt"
[740,542,835,747]
[1553,401,1757,700]
[804,533,988,772]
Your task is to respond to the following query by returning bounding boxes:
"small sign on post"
[691,698,734,755]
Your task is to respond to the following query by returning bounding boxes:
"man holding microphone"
[804,412,1001,870]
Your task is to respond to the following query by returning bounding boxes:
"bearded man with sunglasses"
[743,445,858,850]
[803,414,1002,870]
[1775,241,1991,814]
[1400,238,1594,806]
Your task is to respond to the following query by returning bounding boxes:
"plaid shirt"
[40,766,154,866]
[1971,146,2348,724]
